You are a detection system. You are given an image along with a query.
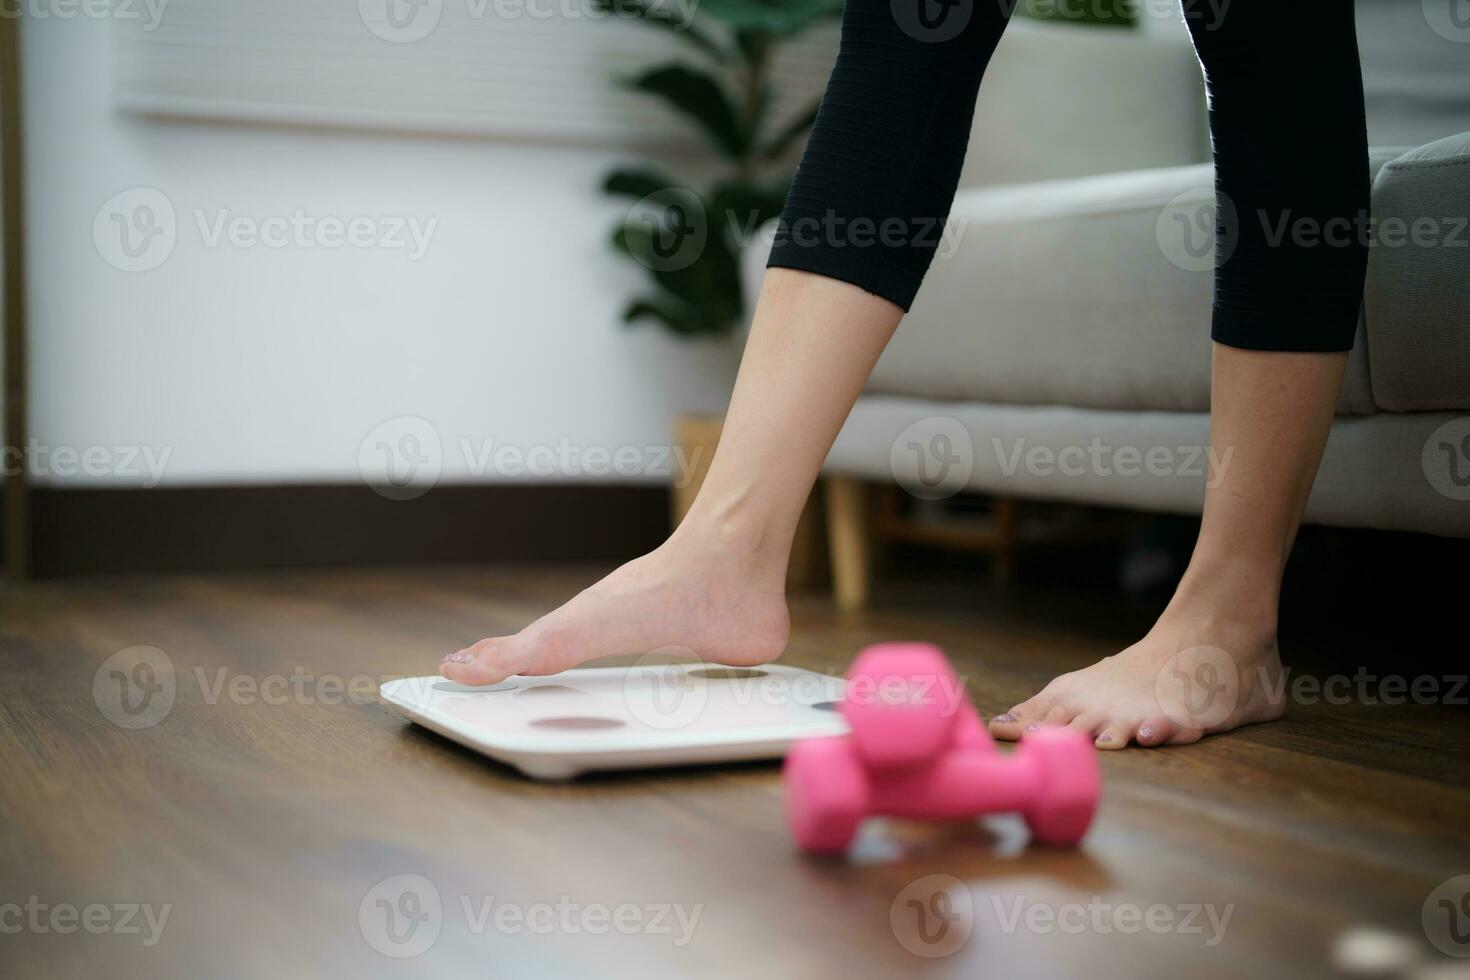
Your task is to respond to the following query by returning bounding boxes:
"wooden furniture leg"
[992,497,1018,584]
[824,476,871,611]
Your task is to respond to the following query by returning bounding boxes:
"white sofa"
[743,16,1470,560]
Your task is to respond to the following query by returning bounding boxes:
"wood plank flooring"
[2,562,1467,979]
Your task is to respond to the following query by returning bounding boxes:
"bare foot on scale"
[439,524,790,687]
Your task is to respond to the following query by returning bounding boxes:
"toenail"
[1097,734,1113,743]
[1025,723,1040,732]
[994,713,1016,724]
[442,651,474,664]
[1138,725,1154,740]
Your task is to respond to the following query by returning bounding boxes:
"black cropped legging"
[768,1,1371,352]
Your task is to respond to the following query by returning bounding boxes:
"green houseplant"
[602,0,1135,338]
[600,0,842,338]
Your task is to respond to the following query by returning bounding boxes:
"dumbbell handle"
[861,751,1042,819]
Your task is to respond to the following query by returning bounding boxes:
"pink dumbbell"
[784,643,1101,853]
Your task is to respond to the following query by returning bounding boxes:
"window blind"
[112,0,840,148]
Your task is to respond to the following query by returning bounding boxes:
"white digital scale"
[380,663,849,780]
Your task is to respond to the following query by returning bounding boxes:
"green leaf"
[625,64,746,159]
[610,222,639,257]
[602,166,682,200]
[738,80,774,162]
[758,96,821,160]
[623,294,731,336]
[733,28,771,67]
[650,237,742,318]
[708,179,788,247]
[589,0,729,59]
[608,190,745,336]
[610,184,705,259]
[624,296,696,334]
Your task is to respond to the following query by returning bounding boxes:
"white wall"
[22,14,742,488]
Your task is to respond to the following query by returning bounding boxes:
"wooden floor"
[1,562,1467,979]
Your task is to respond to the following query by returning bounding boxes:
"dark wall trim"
[31,485,671,576]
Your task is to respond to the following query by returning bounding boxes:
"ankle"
[1163,556,1281,638]
[667,506,792,580]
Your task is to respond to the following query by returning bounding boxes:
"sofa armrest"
[741,154,1413,416]
[865,166,1218,414]
[881,165,1381,415]
[1364,131,1470,412]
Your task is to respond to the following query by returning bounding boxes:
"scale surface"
[380,663,849,780]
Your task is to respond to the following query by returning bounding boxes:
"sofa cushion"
[854,152,1401,416]
[1364,132,1470,412]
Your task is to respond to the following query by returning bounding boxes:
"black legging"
[768,0,1371,352]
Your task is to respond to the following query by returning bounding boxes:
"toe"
[1166,726,1204,746]
[1040,705,1077,729]
[990,691,1054,740]
[1135,718,1174,747]
[988,709,1025,742]
[1093,720,1137,750]
[1066,714,1105,738]
[440,637,518,686]
[987,705,1034,743]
